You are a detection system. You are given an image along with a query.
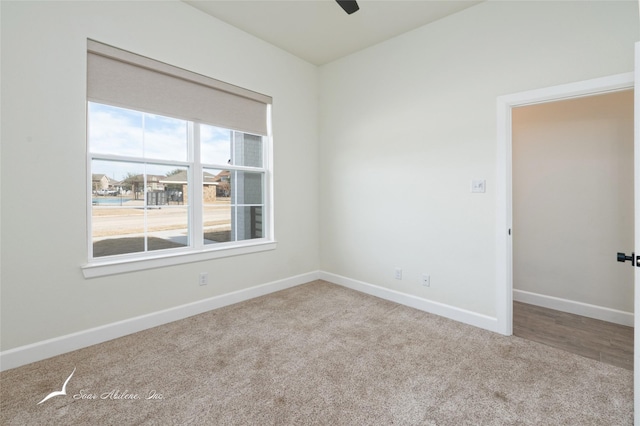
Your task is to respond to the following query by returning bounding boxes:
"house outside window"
[84,40,274,277]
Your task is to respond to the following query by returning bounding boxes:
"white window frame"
[82,43,275,279]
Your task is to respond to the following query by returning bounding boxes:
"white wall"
[512,90,634,313]
[319,1,638,318]
[0,1,319,351]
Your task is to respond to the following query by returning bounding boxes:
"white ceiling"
[183,0,483,65]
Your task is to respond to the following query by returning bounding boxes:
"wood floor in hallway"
[513,301,633,370]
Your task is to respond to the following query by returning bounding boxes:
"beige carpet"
[0,280,633,425]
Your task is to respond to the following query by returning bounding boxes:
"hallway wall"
[512,90,634,314]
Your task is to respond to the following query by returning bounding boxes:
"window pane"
[201,124,231,166]
[233,171,263,205]
[233,132,263,168]
[89,102,143,157]
[147,164,188,203]
[92,159,141,198]
[203,169,231,244]
[92,161,145,257]
[146,164,189,251]
[147,207,189,251]
[143,113,188,162]
[232,206,264,241]
[159,167,188,205]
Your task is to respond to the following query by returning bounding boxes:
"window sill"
[82,240,277,279]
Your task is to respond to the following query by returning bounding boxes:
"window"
[84,41,274,277]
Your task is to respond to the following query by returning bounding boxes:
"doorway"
[510,90,634,369]
[512,90,633,314]
[496,72,635,337]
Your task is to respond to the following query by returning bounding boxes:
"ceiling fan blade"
[336,0,359,15]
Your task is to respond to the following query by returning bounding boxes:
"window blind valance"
[87,40,271,136]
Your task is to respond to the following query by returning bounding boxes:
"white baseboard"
[320,271,499,333]
[0,271,321,372]
[513,289,634,327]
[1,271,505,372]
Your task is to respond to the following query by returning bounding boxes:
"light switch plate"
[471,179,486,193]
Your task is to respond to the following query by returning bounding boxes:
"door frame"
[495,72,634,336]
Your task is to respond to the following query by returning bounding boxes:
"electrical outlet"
[421,274,430,287]
[199,272,208,286]
[394,268,402,280]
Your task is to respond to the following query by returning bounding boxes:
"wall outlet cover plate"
[471,179,486,193]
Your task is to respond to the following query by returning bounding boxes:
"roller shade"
[87,40,271,136]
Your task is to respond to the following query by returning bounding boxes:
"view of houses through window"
[89,102,266,259]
